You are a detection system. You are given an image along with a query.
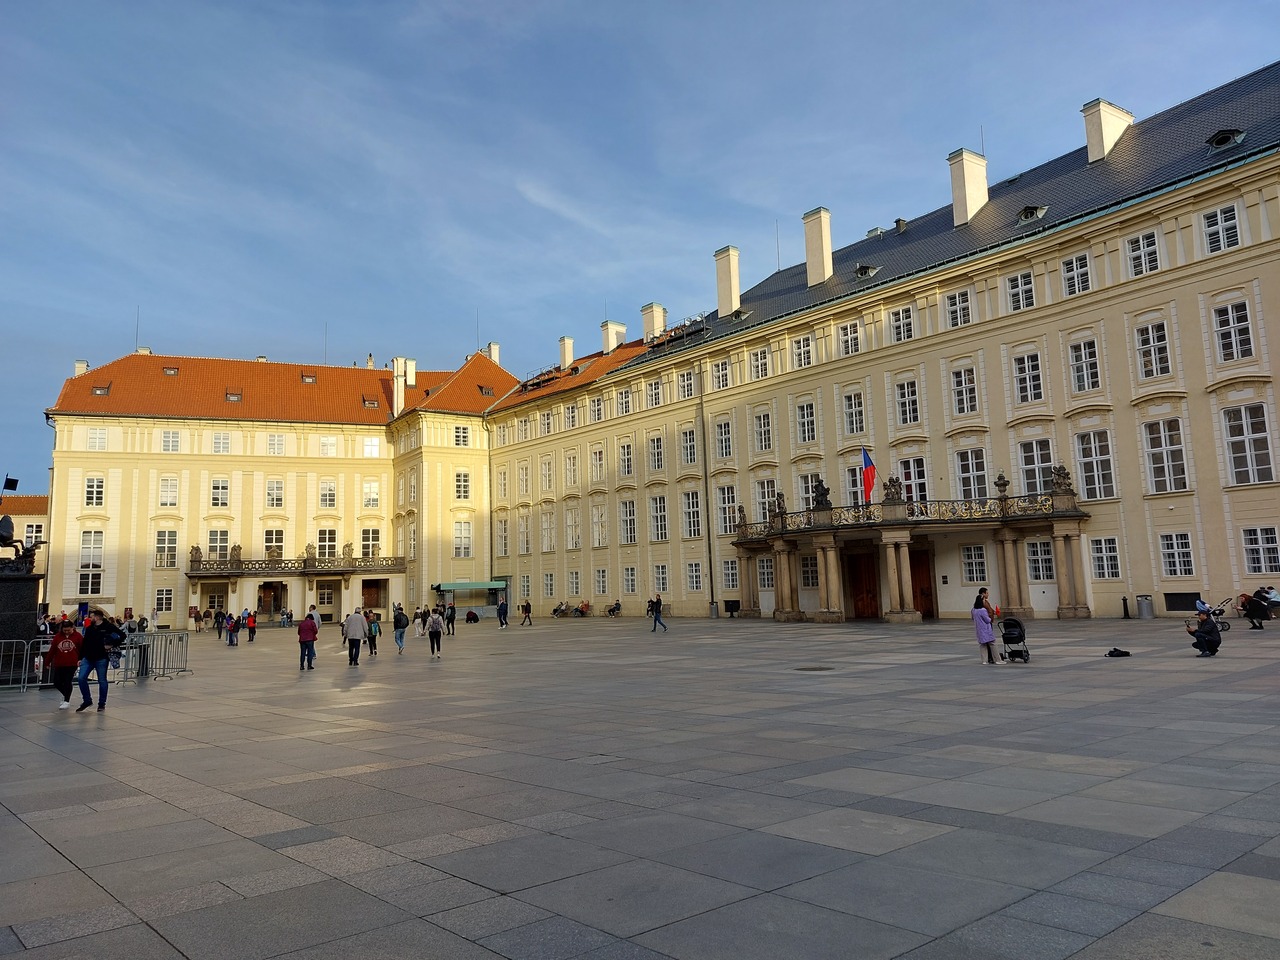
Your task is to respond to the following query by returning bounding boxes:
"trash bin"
[708,601,719,619]
[1136,595,1155,620]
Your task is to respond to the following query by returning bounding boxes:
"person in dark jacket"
[297,614,318,670]
[444,602,456,636]
[496,596,509,629]
[1187,609,1223,656]
[77,608,122,711]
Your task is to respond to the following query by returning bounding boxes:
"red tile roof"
[488,339,650,413]
[0,494,48,517]
[47,353,457,425]
[407,351,520,417]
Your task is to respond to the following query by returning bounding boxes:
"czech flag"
[861,448,876,503]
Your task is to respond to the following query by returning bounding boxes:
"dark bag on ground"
[1104,648,1131,657]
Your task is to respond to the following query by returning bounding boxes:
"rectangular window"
[1224,404,1274,484]
[842,392,865,435]
[210,478,229,508]
[647,380,663,408]
[519,574,530,599]
[398,475,405,507]
[623,566,637,594]
[616,389,632,416]
[1214,301,1254,363]
[653,564,669,594]
[1090,537,1121,579]
[792,334,814,368]
[1061,254,1091,296]
[1007,271,1035,312]
[757,556,775,589]
[677,371,695,400]
[540,457,553,491]
[268,479,285,509]
[900,457,928,502]
[518,463,531,495]
[455,471,471,500]
[540,412,553,436]
[496,518,509,557]
[618,443,633,478]
[591,504,607,548]
[1013,352,1044,403]
[1243,527,1280,575]
[265,433,284,456]
[711,360,731,390]
[23,522,44,547]
[564,404,578,429]
[1128,231,1160,277]
[1026,540,1055,581]
[319,480,336,509]
[452,521,471,558]
[213,431,231,454]
[1159,532,1195,577]
[517,515,531,554]
[845,465,867,506]
[564,452,579,486]
[796,402,817,443]
[682,490,701,539]
[565,506,581,550]
[454,425,470,447]
[363,437,380,458]
[162,429,181,453]
[890,307,914,343]
[648,436,664,471]
[946,291,972,327]
[1144,419,1188,493]
[649,495,668,542]
[1070,340,1100,393]
[264,528,284,556]
[316,528,336,559]
[952,368,978,415]
[1019,439,1054,495]
[208,529,231,561]
[749,348,770,381]
[956,448,988,499]
[717,485,737,535]
[1076,430,1116,500]
[838,321,861,355]
[517,418,530,441]
[755,478,777,522]
[962,545,987,583]
[620,500,637,544]
[1203,203,1240,253]
[716,420,733,458]
[154,530,177,568]
[686,562,703,592]
[568,571,580,596]
[896,380,920,426]
[540,511,555,552]
[87,427,107,451]
[361,528,381,558]
[84,476,104,508]
[798,473,821,510]
[544,573,556,599]
[800,555,820,589]
[595,568,607,596]
[319,436,337,457]
[681,428,697,466]
[1136,322,1171,379]
[155,588,173,614]
[722,559,739,590]
[755,411,774,451]
[589,398,604,423]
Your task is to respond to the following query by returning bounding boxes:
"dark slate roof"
[621,59,1280,370]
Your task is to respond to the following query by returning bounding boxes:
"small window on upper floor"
[1007,272,1035,312]
[362,396,379,409]
[945,291,972,328]
[837,321,861,355]
[1061,254,1091,297]
[1127,231,1160,277]
[363,437,380,457]
[455,425,470,447]
[1203,203,1240,254]
[791,335,813,368]
[1206,128,1245,152]
[890,307,914,344]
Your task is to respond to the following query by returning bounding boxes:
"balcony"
[186,545,406,581]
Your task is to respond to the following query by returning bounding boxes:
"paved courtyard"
[3,613,1280,959]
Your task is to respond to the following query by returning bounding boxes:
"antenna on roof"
[134,306,139,351]
[775,220,781,272]
[476,308,480,352]
[980,124,985,156]
[324,322,328,365]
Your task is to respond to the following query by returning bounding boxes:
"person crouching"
[1187,609,1222,657]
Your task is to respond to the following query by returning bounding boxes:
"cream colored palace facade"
[37,64,1280,625]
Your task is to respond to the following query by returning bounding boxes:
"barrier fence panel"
[148,632,193,679]
[0,632,192,692]
[0,638,41,691]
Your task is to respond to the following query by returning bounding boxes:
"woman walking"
[297,613,317,670]
[972,588,1001,665]
[427,607,444,659]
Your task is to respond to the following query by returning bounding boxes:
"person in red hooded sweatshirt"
[47,620,84,709]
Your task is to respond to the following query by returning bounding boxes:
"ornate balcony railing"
[187,554,406,577]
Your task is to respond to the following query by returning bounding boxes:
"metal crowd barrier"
[0,638,42,691]
[0,632,192,692]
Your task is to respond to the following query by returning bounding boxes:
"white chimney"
[802,207,833,286]
[405,358,416,387]
[365,353,375,369]
[73,360,89,376]
[715,245,740,317]
[641,302,666,342]
[559,336,574,370]
[602,320,626,354]
[948,148,989,227]
[136,346,152,355]
[1082,98,1134,163]
[255,355,267,362]
[391,357,406,417]
[482,341,500,367]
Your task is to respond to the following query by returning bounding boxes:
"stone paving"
[3,613,1280,959]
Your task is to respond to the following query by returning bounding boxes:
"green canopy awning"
[433,581,506,592]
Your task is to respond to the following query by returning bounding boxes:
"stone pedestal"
[883,610,923,624]
[0,574,43,687]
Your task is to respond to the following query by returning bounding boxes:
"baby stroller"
[999,617,1030,663]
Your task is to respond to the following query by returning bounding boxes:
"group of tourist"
[43,607,123,712]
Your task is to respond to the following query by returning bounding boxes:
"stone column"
[826,544,845,620]
[896,541,915,612]
[774,544,800,622]
[738,548,760,617]
[881,539,901,613]
[813,536,842,623]
[1052,532,1072,619]
[1066,533,1092,618]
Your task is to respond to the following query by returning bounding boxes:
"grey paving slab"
[479,915,619,960]
[1152,871,1280,938]
[558,810,742,856]
[0,869,118,926]
[762,807,954,854]
[6,921,188,959]
[1068,913,1280,958]
[878,828,1111,888]
[274,917,506,960]
[84,837,299,899]
[653,830,863,889]
[429,833,634,892]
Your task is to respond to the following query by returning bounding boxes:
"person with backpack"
[226,614,240,646]
[392,604,409,653]
[427,607,445,659]
[76,608,123,712]
[214,609,226,640]
[366,610,380,656]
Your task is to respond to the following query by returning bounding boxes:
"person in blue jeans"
[650,593,667,632]
[77,608,122,712]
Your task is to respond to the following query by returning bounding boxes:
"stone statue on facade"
[230,543,242,564]
[737,504,747,529]
[189,544,203,566]
[342,542,354,562]
[305,542,316,560]
[812,478,832,511]
[1051,464,1075,494]
[0,515,42,575]
[882,476,905,503]
[774,491,786,518]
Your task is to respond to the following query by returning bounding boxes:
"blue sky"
[3,0,1278,491]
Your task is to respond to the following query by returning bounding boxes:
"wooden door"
[909,548,936,619]
[845,552,881,619]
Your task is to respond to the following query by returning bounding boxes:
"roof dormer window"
[226,391,242,402]
[1018,205,1048,224]
[855,263,880,279]
[1206,128,1245,152]
[163,367,178,376]
[301,373,317,384]
[479,386,495,397]
[362,396,379,409]
[91,385,110,396]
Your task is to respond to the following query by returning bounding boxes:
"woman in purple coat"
[972,589,1000,665]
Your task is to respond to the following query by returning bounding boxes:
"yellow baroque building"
[40,62,1280,624]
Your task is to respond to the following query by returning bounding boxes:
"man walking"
[344,608,368,666]
[77,607,122,712]
[444,602,456,636]
[520,599,532,626]
[497,595,509,629]
[650,593,667,633]
[392,603,409,653]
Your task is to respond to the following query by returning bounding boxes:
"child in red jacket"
[47,621,84,709]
